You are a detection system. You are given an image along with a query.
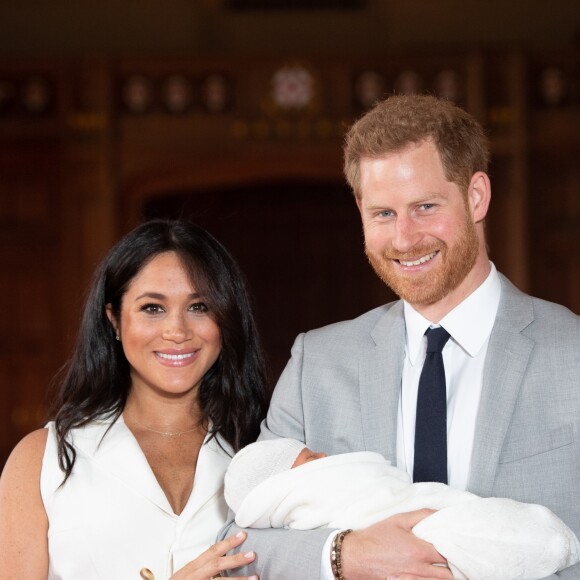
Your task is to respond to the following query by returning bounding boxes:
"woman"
[0,219,268,579]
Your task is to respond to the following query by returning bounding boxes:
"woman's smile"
[154,349,197,366]
[108,251,222,397]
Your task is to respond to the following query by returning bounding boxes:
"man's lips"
[393,250,439,267]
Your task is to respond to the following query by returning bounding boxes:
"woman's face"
[107,251,221,398]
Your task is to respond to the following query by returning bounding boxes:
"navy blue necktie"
[413,326,451,484]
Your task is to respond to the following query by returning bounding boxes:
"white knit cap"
[225,438,306,514]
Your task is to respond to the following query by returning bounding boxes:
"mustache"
[365,243,444,262]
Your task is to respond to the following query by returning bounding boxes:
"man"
[223,94,580,579]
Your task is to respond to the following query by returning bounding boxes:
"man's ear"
[468,171,491,223]
[105,304,119,337]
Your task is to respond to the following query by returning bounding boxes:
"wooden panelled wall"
[1,49,579,467]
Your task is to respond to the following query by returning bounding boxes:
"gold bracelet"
[330,529,353,580]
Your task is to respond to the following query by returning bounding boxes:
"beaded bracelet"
[330,529,353,580]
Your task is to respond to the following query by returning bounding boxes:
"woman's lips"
[154,350,197,366]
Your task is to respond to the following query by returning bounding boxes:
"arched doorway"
[142,180,393,389]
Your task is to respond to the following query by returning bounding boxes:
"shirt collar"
[404,262,501,364]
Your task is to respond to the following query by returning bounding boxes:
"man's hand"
[340,509,454,580]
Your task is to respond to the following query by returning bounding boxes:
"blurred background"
[0,0,579,467]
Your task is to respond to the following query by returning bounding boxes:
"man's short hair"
[343,94,490,197]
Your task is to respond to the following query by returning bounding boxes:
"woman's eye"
[190,302,209,313]
[141,303,164,314]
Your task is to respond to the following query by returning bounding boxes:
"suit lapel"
[359,302,406,463]
[468,275,535,496]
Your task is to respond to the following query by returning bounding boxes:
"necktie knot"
[425,326,450,354]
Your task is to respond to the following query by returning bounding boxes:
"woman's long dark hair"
[50,219,269,479]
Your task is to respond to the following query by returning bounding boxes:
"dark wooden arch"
[121,159,392,388]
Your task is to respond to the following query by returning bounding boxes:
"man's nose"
[392,215,422,253]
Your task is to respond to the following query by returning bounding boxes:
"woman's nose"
[162,313,191,342]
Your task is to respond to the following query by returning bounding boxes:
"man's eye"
[141,304,164,314]
[421,203,435,210]
[190,302,209,313]
[378,210,393,218]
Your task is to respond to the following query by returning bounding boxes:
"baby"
[225,438,580,580]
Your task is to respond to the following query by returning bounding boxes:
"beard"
[365,214,479,307]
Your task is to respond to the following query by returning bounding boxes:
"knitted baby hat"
[225,438,306,514]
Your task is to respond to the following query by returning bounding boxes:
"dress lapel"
[178,434,232,522]
[74,418,233,520]
[73,417,176,516]
[468,275,535,496]
[359,302,406,463]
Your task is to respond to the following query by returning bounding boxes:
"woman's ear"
[105,304,119,339]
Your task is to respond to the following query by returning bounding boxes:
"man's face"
[357,140,483,313]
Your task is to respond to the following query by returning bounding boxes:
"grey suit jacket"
[224,274,580,579]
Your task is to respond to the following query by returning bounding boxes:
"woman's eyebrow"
[134,292,201,300]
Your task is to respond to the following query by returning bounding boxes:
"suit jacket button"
[140,568,154,580]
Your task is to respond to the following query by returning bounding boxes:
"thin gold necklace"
[129,415,204,438]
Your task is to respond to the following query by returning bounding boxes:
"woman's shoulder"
[5,428,48,466]
[0,428,50,576]
[0,428,49,523]
[1,428,49,483]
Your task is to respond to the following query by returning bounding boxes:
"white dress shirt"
[397,262,501,490]
[321,263,501,578]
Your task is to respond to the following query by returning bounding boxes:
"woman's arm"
[0,428,49,578]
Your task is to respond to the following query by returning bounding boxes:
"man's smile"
[397,251,439,268]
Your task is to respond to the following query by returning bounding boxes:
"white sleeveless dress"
[41,417,231,580]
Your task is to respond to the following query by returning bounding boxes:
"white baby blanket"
[231,451,580,580]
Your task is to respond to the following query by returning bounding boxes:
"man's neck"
[410,257,492,323]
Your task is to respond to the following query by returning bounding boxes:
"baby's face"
[292,448,327,468]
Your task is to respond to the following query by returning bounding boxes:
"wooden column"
[60,61,117,353]
[485,51,530,292]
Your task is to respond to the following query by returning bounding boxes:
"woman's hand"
[169,531,258,580]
